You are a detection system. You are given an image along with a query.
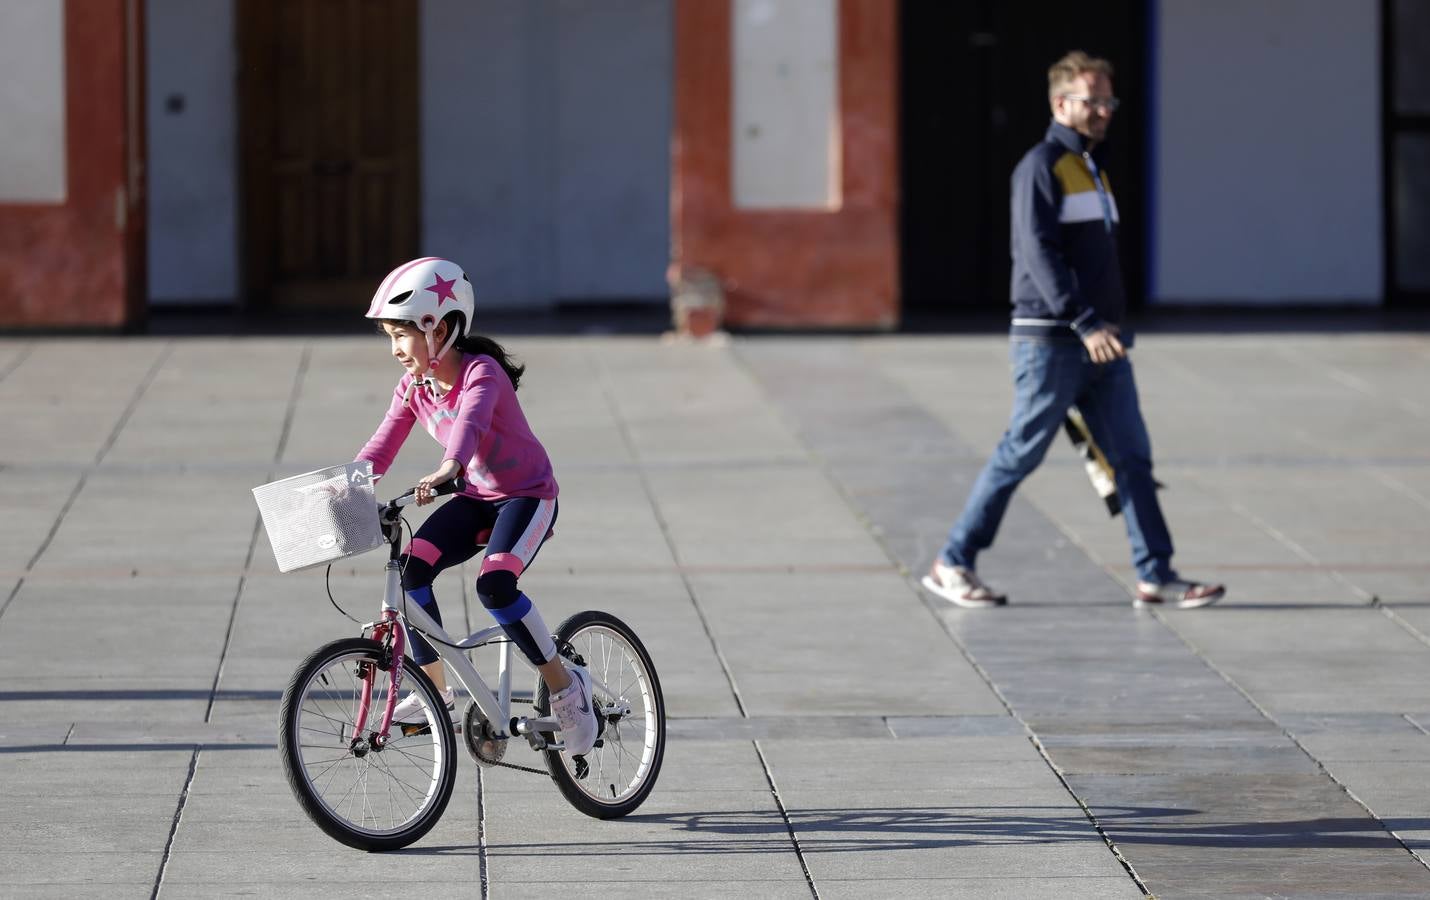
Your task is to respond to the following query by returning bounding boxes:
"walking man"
[923,50,1225,610]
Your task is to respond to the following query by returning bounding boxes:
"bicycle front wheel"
[536,611,665,818]
[278,637,458,851]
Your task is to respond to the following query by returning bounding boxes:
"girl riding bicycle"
[354,256,597,755]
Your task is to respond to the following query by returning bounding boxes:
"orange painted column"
[672,0,899,330]
[0,0,145,330]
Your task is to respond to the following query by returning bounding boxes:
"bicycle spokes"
[280,641,456,848]
[539,612,665,818]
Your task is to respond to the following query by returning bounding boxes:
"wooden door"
[239,0,418,309]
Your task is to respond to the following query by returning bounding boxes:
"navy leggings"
[399,495,558,667]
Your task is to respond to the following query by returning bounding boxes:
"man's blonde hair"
[1048,50,1114,99]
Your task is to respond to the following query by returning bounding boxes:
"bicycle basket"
[251,462,383,573]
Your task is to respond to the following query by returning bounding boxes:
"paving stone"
[491,882,812,899]
[0,851,164,886]
[817,877,1142,899]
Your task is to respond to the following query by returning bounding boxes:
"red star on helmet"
[425,273,457,305]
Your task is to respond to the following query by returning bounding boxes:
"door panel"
[240,0,418,308]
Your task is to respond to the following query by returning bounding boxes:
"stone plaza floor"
[2,319,1429,897]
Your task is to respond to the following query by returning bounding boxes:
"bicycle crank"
[462,701,508,767]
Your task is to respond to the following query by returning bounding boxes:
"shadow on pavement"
[405,806,1429,854]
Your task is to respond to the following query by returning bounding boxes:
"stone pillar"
[0,0,146,330]
[671,0,899,330]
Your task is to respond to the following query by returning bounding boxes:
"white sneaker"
[921,560,1008,608]
[391,686,456,725]
[549,666,598,755]
[1135,579,1225,609]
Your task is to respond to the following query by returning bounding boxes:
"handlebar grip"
[433,476,465,496]
[388,476,467,510]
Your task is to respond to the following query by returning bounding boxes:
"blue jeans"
[940,339,1177,584]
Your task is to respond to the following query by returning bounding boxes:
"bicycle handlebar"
[386,476,467,511]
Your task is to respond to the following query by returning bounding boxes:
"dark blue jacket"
[1008,121,1126,342]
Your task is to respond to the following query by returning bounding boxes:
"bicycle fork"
[351,606,406,754]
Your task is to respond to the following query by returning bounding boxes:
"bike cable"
[321,515,505,652]
[324,564,364,625]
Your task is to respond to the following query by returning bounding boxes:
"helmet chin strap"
[425,328,461,373]
[403,327,462,406]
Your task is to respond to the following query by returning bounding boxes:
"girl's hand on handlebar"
[415,459,465,506]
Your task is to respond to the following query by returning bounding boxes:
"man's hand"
[1081,325,1125,364]
[415,458,464,506]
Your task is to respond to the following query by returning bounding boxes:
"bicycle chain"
[491,758,548,776]
[470,697,550,776]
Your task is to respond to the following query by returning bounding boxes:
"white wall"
[146,0,238,304]
[423,0,671,308]
[1153,0,1382,304]
[732,0,839,210]
[0,0,66,203]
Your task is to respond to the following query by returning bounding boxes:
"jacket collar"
[1045,120,1106,162]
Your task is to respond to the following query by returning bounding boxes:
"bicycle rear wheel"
[535,611,665,818]
[278,637,458,850]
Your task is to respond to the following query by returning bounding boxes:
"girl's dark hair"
[453,330,525,390]
[377,313,526,389]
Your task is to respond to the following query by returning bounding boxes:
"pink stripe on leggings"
[480,552,525,576]
[405,538,442,566]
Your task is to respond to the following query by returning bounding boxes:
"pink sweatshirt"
[356,354,558,501]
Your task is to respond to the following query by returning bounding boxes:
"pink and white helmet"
[365,257,476,371]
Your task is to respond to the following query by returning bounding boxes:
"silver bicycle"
[273,476,665,851]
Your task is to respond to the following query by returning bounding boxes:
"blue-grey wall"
[1153,0,1382,304]
[422,0,672,308]
[146,0,239,304]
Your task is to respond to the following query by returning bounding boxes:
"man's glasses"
[1060,94,1121,112]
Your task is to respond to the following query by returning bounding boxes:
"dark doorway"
[238,0,419,309]
[900,0,1147,318]
[1385,0,1430,307]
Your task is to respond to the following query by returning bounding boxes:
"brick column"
[672,0,899,330]
[0,0,145,330]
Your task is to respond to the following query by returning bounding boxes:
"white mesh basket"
[252,462,384,573]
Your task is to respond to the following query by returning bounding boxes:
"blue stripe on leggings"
[489,592,534,625]
[405,586,437,608]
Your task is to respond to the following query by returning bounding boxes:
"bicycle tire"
[278,637,458,850]
[535,611,665,819]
